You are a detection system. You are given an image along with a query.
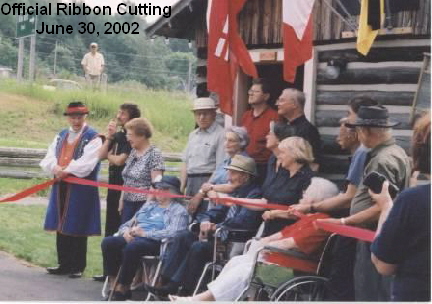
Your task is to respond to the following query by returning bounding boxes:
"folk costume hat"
[63,101,89,116]
[225,154,258,177]
[345,105,399,128]
[192,98,217,111]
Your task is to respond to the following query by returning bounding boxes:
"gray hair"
[226,126,250,150]
[304,177,339,202]
[284,88,306,109]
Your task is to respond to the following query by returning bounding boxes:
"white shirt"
[81,52,105,76]
[40,124,102,178]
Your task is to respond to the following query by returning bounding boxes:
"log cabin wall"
[314,39,430,184]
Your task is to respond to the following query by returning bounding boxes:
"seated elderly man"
[145,155,263,298]
[101,176,189,301]
[170,177,340,301]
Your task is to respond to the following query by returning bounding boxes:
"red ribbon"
[0,177,377,243]
[314,221,376,242]
[0,179,55,203]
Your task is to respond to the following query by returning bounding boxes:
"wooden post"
[29,35,36,81]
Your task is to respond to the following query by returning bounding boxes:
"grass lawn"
[0,79,194,152]
[0,204,105,278]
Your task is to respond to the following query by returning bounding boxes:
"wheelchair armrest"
[189,222,200,233]
[263,246,317,262]
[218,226,257,243]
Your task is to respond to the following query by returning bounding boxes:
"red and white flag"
[282,0,315,83]
[207,0,258,115]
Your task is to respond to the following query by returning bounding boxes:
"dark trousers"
[56,232,87,272]
[324,236,357,301]
[121,200,145,224]
[102,236,160,286]
[161,230,213,292]
[56,182,88,272]
[105,173,124,236]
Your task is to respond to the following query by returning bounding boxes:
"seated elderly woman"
[230,135,315,236]
[188,126,249,215]
[170,177,339,301]
[101,176,189,301]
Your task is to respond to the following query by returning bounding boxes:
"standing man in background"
[241,78,279,184]
[40,102,102,279]
[181,98,225,216]
[81,42,105,90]
[93,103,141,282]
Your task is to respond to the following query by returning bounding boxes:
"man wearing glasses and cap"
[81,42,105,89]
[40,102,103,279]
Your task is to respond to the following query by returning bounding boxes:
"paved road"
[0,251,103,301]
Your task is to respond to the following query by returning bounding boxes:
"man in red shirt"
[241,78,279,184]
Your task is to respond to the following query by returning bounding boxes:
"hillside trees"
[0,0,195,90]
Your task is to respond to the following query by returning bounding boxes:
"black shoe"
[68,271,83,278]
[108,290,132,301]
[144,283,179,298]
[46,266,70,275]
[93,274,106,282]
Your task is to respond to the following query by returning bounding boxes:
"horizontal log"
[0,169,109,182]
[317,66,421,85]
[321,134,412,154]
[0,147,182,162]
[315,111,412,129]
[316,91,415,106]
[0,147,46,158]
[318,46,431,63]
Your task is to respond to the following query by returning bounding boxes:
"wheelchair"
[235,233,338,301]
[193,223,265,296]
[101,238,169,301]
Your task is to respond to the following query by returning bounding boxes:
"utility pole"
[186,56,193,93]
[28,34,36,81]
[17,38,24,81]
[53,40,58,76]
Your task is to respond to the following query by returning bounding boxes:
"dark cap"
[153,176,182,194]
[345,105,399,128]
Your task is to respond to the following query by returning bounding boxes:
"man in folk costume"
[40,101,102,278]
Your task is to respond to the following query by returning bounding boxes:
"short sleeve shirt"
[350,139,411,226]
[371,185,431,301]
[346,145,369,186]
[241,107,279,164]
[122,145,165,202]
[81,52,105,76]
[108,130,132,179]
[182,122,226,174]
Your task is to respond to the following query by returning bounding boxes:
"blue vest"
[44,126,101,236]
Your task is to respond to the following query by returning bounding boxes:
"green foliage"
[0,79,194,151]
[0,0,194,90]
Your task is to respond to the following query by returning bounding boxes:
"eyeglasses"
[248,89,262,94]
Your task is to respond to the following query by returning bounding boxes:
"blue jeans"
[121,200,145,224]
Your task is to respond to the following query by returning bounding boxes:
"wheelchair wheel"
[270,276,328,301]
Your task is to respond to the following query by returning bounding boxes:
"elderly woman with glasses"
[101,176,189,301]
[119,118,165,224]
[188,126,250,214]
